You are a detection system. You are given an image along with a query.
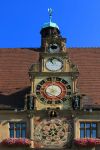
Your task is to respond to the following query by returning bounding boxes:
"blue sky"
[0,0,100,48]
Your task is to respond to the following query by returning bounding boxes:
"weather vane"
[48,8,53,22]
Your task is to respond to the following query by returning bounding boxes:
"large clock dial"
[46,57,63,71]
[36,77,71,104]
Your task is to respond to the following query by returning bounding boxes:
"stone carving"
[34,118,72,148]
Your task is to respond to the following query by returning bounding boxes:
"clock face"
[36,77,71,104]
[46,57,63,71]
[48,43,60,53]
[46,85,61,96]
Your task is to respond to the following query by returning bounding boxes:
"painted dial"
[48,43,60,53]
[46,85,61,96]
[46,57,63,71]
[36,77,71,104]
[40,81,66,101]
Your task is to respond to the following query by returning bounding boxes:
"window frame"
[80,122,97,138]
[9,122,27,138]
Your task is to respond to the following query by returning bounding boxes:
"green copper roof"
[42,21,59,30]
[41,8,59,30]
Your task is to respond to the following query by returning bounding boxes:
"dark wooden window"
[9,122,26,138]
[80,122,97,138]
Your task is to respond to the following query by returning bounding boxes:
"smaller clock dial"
[46,57,63,71]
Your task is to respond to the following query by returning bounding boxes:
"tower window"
[9,122,26,138]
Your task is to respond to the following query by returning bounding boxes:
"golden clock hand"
[46,91,61,99]
[46,91,56,96]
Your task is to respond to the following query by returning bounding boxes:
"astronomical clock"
[29,9,79,149]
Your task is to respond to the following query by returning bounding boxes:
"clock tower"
[29,8,79,149]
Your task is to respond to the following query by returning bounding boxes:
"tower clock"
[29,8,79,149]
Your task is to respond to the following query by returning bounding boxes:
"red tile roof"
[0,48,39,94]
[0,48,100,105]
[68,48,100,105]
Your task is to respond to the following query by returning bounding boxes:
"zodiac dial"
[36,77,71,104]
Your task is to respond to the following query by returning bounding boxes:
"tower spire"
[40,8,60,38]
[48,8,53,22]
